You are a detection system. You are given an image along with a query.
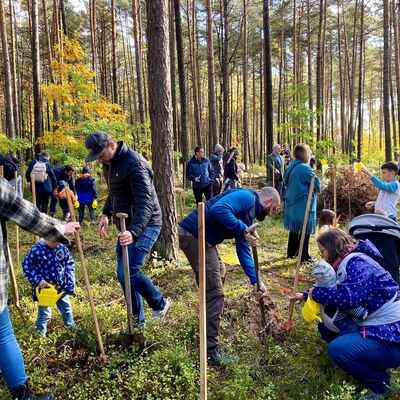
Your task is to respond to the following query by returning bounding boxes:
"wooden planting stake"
[333,163,337,217]
[14,171,20,265]
[7,243,20,310]
[0,166,3,177]
[30,174,39,243]
[198,202,207,400]
[66,188,105,358]
[284,174,316,331]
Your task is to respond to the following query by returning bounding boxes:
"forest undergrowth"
[1,189,399,400]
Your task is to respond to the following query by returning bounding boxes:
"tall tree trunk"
[174,0,189,162]
[31,0,42,153]
[337,0,346,152]
[242,0,248,164]
[306,0,313,135]
[392,0,400,147]
[9,0,19,136]
[0,0,16,139]
[356,0,364,160]
[206,0,218,151]
[132,0,145,125]
[221,0,229,148]
[384,0,392,161]
[89,0,98,90]
[169,0,178,157]
[316,0,325,143]
[263,0,273,166]
[59,0,66,35]
[146,0,177,259]
[111,0,118,103]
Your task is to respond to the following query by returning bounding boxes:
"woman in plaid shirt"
[0,177,79,400]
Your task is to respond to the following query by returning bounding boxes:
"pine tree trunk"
[242,0,248,165]
[9,0,19,136]
[111,0,118,104]
[169,0,178,157]
[146,0,177,260]
[89,0,98,91]
[384,0,392,161]
[221,0,229,149]
[0,0,16,139]
[356,0,364,160]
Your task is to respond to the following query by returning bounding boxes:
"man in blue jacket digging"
[179,186,280,366]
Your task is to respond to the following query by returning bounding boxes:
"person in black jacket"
[223,147,240,191]
[76,166,98,225]
[85,131,170,326]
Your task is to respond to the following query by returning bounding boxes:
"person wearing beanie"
[75,166,98,225]
[209,144,225,197]
[53,180,77,222]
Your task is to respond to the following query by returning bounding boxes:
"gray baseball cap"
[85,131,112,162]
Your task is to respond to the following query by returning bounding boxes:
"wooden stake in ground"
[198,202,207,400]
[0,166,3,177]
[14,171,20,265]
[284,173,316,331]
[333,163,337,216]
[30,173,39,243]
[7,243,20,309]
[66,188,105,358]
[116,212,135,335]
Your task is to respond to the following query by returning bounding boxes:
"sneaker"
[151,299,170,321]
[207,350,222,367]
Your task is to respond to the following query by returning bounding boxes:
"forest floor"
[2,189,400,400]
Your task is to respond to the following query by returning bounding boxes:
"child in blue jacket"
[22,239,76,336]
[76,166,98,225]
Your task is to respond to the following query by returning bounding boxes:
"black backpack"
[0,153,18,181]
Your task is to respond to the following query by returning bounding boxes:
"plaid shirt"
[0,177,68,314]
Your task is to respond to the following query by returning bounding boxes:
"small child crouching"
[53,180,78,222]
[316,209,336,238]
[22,238,76,336]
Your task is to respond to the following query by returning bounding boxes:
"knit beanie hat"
[214,144,224,152]
[82,166,90,174]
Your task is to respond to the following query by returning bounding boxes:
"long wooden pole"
[14,171,20,265]
[285,174,316,329]
[66,188,105,357]
[30,173,39,242]
[198,202,207,400]
[333,163,337,216]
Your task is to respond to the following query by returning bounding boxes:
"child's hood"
[352,239,383,260]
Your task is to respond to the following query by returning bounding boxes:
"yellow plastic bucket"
[36,284,65,307]
[302,297,322,323]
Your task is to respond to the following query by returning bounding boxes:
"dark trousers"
[212,177,223,197]
[78,203,95,224]
[179,233,226,354]
[287,231,311,262]
[36,191,50,214]
[193,183,212,206]
[49,192,58,214]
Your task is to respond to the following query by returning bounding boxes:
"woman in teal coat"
[283,143,320,262]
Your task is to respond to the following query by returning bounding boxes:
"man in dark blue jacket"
[49,165,76,217]
[85,131,169,326]
[26,152,57,214]
[186,146,214,205]
[179,186,280,365]
[76,166,98,225]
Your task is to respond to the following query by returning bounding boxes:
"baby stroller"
[348,214,400,283]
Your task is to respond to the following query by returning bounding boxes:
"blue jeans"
[8,175,23,197]
[36,295,75,336]
[116,225,165,324]
[327,332,400,394]
[0,307,27,389]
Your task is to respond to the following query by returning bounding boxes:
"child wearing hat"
[75,166,98,225]
[53,180,78,221]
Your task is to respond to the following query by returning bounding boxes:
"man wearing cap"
[85,131,170,326]
[209,144,225,197]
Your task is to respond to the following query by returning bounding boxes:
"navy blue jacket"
[209,152,224,178]
[54,166,76,193]
[102,142,162,240]
[180,188,266,284]
[186,156,214,188]
[76,174,98,204]
[26,157,57,194]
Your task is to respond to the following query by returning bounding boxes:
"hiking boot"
[10,381,53,400]
[207,350,222,367]
[151,299,170,321]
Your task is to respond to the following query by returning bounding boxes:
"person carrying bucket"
[22,238,76,337]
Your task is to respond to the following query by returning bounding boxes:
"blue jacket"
[22,239,75,300]
[283,159,321,235]
[209,152,224,178]
[76,174,98,204]
[186,156,214,188]
[313,240,400,343]
[26,156,57,194]
[54,166,76,194]
[180,188,266,284]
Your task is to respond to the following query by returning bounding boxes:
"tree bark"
[111,0,118,103]
[146,0,177,259]
[356,0,364,160]
[384,0,392,161]
[242,0,248,164]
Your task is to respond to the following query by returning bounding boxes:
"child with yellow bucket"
[22,238,76,336]
[302,259,368,334]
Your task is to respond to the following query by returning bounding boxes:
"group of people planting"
[1,133,400,399]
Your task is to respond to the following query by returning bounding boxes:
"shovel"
[115,212,145,348]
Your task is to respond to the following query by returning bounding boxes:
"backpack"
[0,154,18,181]
[31,160,48,183]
